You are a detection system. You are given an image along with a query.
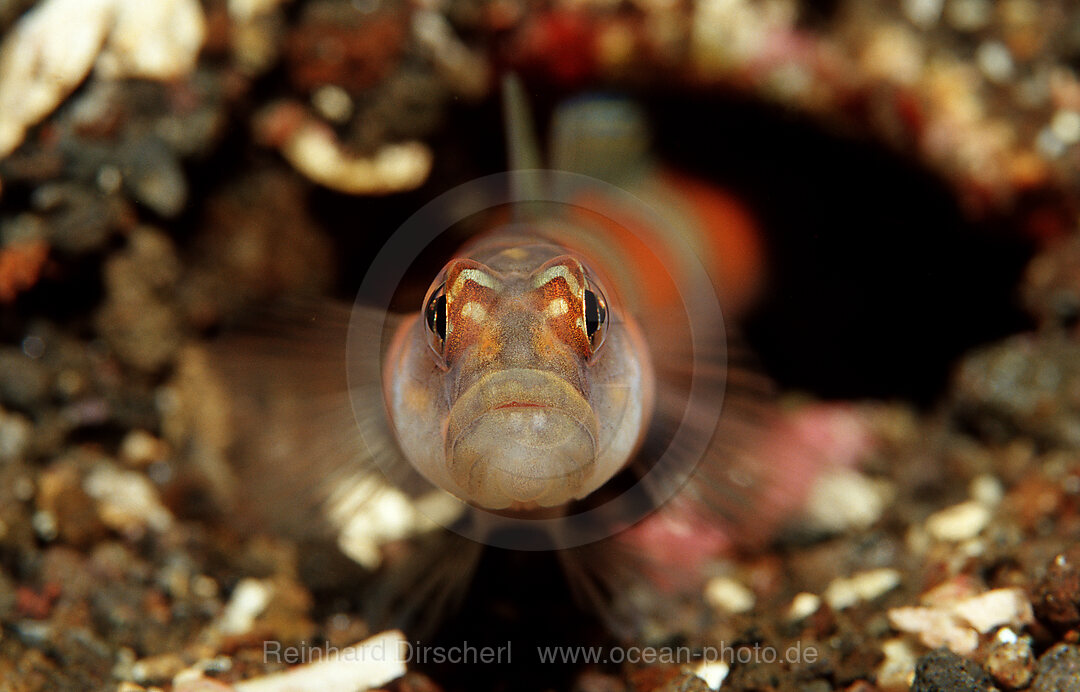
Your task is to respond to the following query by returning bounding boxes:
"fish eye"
[423,281,447,353]
[584,281,608,353]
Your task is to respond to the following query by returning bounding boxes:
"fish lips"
[445,368,599,509]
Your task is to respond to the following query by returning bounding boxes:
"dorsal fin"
[501,74,547,221]
[550,94,651,188]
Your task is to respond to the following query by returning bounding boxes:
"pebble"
[1031,644,1080,692]
[118,134,189,217]
[119,430,169,468]
[0,0,205,157]
[227,630,407,692]
[35,462,107,547]
[83,464,175,538]
[216,578,272,636]
[924,501,991,542]
[976,41,1014,83]
[0,407,31,462]
[903,0,944,28]
[889,606,979,654]
[273,109,434,195]
[986,630,1035,690]
[690,661,730,690]
[131,653,187,684]
[824,569,902,610]
[703,576,755,615]
[805,468,889,533]
[911,649,994,692]
[94,0,206,81]
[0,346,51,410]
[946,0,992,31]
[889,587,1034,654]
[787,592,822,621]
[877,638,918,690]
[1034,546,1080,631]
[970,474,1004,507]
[952,588,1034,634]
[1052,109,1080,145]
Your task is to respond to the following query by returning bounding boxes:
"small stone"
[0,407,31,462]
[1051,110,1080,146]
[970,475,1004,507]
[903,0,944,28]
[311,84,353,124]
[787,592,822,621]
[1031,644,1080,692]
[946,0,992,31]
[703,576,755,614]
[805,468,889,533]
[986,632,1035,690]
[912,649,995,692]
[889,606,979,654]
[877,638,918,690]
[83,464,174,538]
[1034,546,1080,631]
[824,569,902,610]
[223,630,407,691]
[925,501,990,542]
[119,430,168,467]
[0,346,50,410]
[952,589,1034,634]
[691,661,730,690]
[131,653,187,684]
[976,41,1014,83]
[36,462,107,547]
[216,578,271,636]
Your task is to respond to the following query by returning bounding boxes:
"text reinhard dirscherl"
[263,639,820,666]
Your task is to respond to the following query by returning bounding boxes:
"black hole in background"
[324,87,1034,406]
[642,88,1036,405]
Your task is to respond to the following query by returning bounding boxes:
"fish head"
[392,241,653,511]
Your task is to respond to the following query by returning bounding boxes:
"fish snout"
[445,369,598,509]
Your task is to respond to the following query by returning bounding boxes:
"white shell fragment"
[824,568,902,610]
[887,587,1034,654]
[83,464,175,537]
[231,630,407,692]
[280,119,433,195]
[0,0,206,157]
[96,0,206,81]
[228,0,290,23]
[805,468,890,533]
[691,661,730,690]
[951,588,1034,634]
[924,500,991,542]
[787,592,823,621]
[704,576,756,614]
[326,475,462,570]
[217,578,273,637]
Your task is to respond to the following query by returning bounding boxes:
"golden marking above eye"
[545,298,569,317]
[461,301,488,322]
[532,265,583,296]
[453,268,500,293]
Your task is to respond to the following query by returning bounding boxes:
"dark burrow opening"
[318,84,1037,408]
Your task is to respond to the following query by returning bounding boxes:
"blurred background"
[1,0,1080,690]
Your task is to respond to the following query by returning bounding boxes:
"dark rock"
[1034,545,1080,632]
[1032,644,1080,692]
[912,649,998,692]
[0,346,51,411]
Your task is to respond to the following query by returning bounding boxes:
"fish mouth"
[445,368,598,509]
